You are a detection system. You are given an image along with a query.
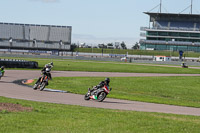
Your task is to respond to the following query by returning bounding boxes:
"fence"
[0,59,38,68]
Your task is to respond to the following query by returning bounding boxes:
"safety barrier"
[0,59,38,68]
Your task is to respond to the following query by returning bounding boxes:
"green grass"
[33,76,200,108]
[74,48,200,58]
[1,96,200,133]
[50,60,200,74]
[2,57,200,74]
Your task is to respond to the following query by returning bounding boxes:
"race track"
[1,70,200,116]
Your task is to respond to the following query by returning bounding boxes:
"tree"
[114,43,120,49]
[132,42,140,50]
[98,44,104,48]
[98,44,107,48]
[107,43,113,47]
[107,43,114,49]
[71,43,77,51]
[120,41,127,49]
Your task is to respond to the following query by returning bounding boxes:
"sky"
[1,0,200,48]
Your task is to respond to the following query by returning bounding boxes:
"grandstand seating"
[0,22,71,51]
[49,27,71,42]
[0,24,24,39]
[29,26,49,41]
[155,21,200,31]
[196,23,200,29]
[156,21,168,28]
[0,23,71,43]
[194,42,200,45]
[170,21,194,28]
[141,13,200,52]
[0,41,10,47]
[140,39,198,46]
[0,41,70,50]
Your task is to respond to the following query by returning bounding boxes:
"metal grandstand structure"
[140,0,200,52]
[0,22,72,53]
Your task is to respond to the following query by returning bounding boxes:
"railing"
[0,23,72,43]
[140,27,200,32]
[140,32,146,37]
[139,39,200,46]
[0,41,70,50]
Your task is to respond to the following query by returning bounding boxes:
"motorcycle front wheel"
[39,82,46,91]
[84,93,90,100]
[33,82,40,90]
[97,92,107,102]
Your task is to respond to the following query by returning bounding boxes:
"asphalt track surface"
[1,70,200,116]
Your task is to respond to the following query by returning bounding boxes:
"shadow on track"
[0,81,13,83]
[103,100,130,105]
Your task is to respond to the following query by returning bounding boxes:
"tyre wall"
[0,59,38,68]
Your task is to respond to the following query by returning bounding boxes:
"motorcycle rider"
[34,64,52,87]
[181,62,188,68]
[89,78,111,94]
[41,64,52,80]
[0,66,5,80]
[47,62,53,68]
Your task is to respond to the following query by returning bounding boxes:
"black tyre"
[39,82,46,91]
[84,93,90,100]
[97,92,107,102]
[33,83,39,90]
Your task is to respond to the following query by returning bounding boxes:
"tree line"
[71,42,140,51]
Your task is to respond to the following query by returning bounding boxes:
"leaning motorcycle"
[0,69,5,80]
[182,65,188,68]
[0,71,2,79]
[84,85,112,102]
[33,67,51,91]
[33,74,49,91]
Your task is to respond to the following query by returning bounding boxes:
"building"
[153,56,171,62]
[0,22,72,54]
[140,12,200,52]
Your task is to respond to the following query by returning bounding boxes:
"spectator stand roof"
[144,12,200,22]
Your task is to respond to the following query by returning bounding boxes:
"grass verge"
[30,76,200,108]
[74,48,200,58]
[0,96,200,133]
[3,57,200,74]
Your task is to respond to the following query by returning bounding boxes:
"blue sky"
[1,0,200,47]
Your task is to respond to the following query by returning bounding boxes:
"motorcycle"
[181,63,188,68]
[0,70,5,80]
[33,73,50,91]
[0,71,2,80]
[33,66,52,91]
[182,65,188,68]
[84,85,112,102]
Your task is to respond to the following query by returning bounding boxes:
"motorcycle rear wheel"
[97,92,107,102]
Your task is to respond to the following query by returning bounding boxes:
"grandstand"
[140,12,200,52]
[0,22,72,54]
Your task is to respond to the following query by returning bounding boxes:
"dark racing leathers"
[35,67,52,86]
[0,68,5,80]
[89,81,110,94]
[41,67,52,80]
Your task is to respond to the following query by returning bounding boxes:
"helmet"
[50,62,53,66]
[46,68,51,73]
[1,66,5,69]
[105,78,110,84]
[45,64,49,68]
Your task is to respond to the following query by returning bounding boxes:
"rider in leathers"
[0,66,5,80]
[89,78,110,94]
[34,63,53,86]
